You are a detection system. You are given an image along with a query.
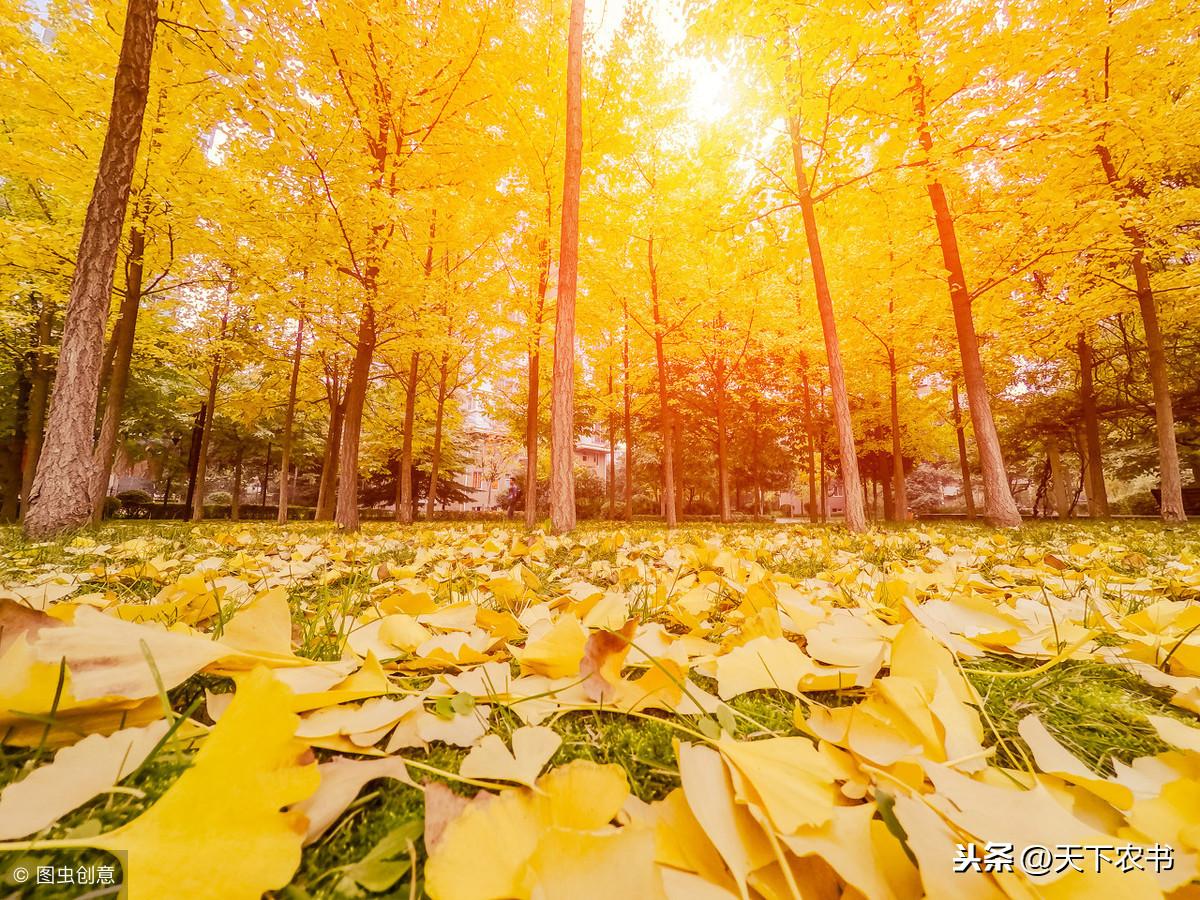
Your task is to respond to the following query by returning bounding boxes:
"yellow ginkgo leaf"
[716,735,838,832]
[516,614,587,678]
[459,725,562,787]
[41,667,320,900]
[525,824,664,900]
[0,719,169,839]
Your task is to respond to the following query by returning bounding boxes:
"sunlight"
[685,58,733,123]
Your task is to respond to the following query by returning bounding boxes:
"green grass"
[3,519,1200,897]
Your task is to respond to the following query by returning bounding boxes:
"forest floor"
[1,520,1199,898]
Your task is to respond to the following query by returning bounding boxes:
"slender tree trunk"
[1047,437,1069,519]
[1076,335,1109,517]
[316,387,343,521]
[607,361,616,518]
[622,300,634,521]
[334,310,374,530]
[396,350,420,523]
[184,405,204,512]
[261,441,271,506]
[716,366,731,523]
[335,301,376,530]
[425,355,449,519]
[24,0,158,538]
[1076,423,1093,512]
[802,364,817,522]
[787,117,866,532]
[548,0,584,533]
[649,237,677,528]
[92,226,146,522]
[191,352,221,521]
[20,304,53,522]
[525,345,541,528]
[1,348,31,522]
[277,313,304,523]
[1095,143,1184,521]
[888,349,907,521]
[911,76,1019,527]
[951,379,976,519]
[882,470,894,521]
[231,446,243,521]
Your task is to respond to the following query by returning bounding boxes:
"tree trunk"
[277,313,304,523]
[548,0,584,534]
[622,300,634,521]
[191,354,221,521]
[607,361,616,518]
[1076,335,1109,517]
[802,364,817,522]
[1046,437,1070,519]
[1,346,30,522]
[335,302,376,531]
[24,0,158,538]
[91,225,146,522]
[716,364,731,523]
[184,405,204,511]
[951,379,976,519]
[261,440,271,505]
[20,303,53,522]
[231,446,243,521]
[1095,143,1185,522]
[912,77,1020,527]
[524,345,540,528]
[316,387,343,522]
[649,237,677,528]
[888,348,907,521]
[787,117,866,532]
[425,355,449,519]
[397,350,420,523]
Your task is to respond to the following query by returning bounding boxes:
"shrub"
[115,489,153,505]
[207,490,232,505]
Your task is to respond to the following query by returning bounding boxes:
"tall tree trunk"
[425,355,449,519]
[397,350,420,523]
[607,360,616,518]
[787,117,866,532]
[1095,143,1185,522]
[24,0,158,538]
[1076,335,1109,517]
[316,387,343,522]
[191,353,221,521]
[277,313,304,523]
[912,76,1020,527]
[802,364,817,522]
[525,344,541,528]
[1046,437,1070,519]
[184,405,204,511]
[621,300,634,521]
[20,303,53,522]
[716,363,731,523]
[231,446,243,521]
[649,237,677,528]
[548,0,584,534]
[1,347,31,522]
[335,302,376,531]
[888,348,907,521]
[951,379,976,519]
[1076,424,1093,512]
[91,225,146,522]
[261,440,271,505]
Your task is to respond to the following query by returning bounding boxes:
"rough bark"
[1076,335,1110,517]
[277,313,304,523]
[1095,143,1185,522]
[91,225,146,522]
[548,0,584,533]
[24,0,158,538]
[397,350,420,523]
[20,304,53,522]
[951,379,976,519]
[787,117,866,532]
[335,302,376,530]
